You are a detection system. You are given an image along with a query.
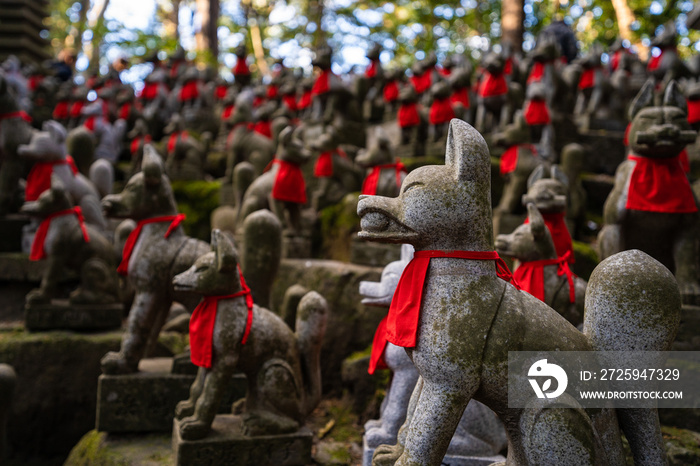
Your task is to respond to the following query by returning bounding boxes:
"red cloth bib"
[118,102,132,120]
[524,99,551,126]
[688,99,700,124]
[221,104,234,120]
[283,94,298,112]
[139,82,159,100]
[167,131,188,154]
[130,135,152,156]
[53,101,69,120]
[625,154,698,213]
[368,316,389,374]
[410,72,432,94]
[386,250,519,348]
[647,50,665,71]
[190,266,254,368]
[28,75,43,92]
[451,88,470,107]
[30,207,89,261]
[438,67,451,77]
[312,69,332,96]
[366,60,378,78]
[680,148,690,174]
[180,81,199,101]
[271,159,307,204]
[0,111,31,122]
[578,68,597,90]
[298,91,312,110]
[25,156,79,201]
[500,144,537,177]
[117,214,185,276]
[429,97,455,125]
[610,50,622,72]
[267,85,279,99]
[477,72,507,97]
[83,116,99,132]
[215,85,228,99]
[314,148,346,178]
[398,102,420,128]
[234,58,250,76]
[504,57,513,75]
[513,250,576,303]
[361,162,406,195]
[69,101,84,119]
[383,80,399,102]
[524,212,574,262]
[527,61,546,84]
[253,120,272,139]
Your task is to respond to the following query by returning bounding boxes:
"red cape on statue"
[189,266,254,369]
[361,162,406,195]
[312,69,333,95]
[625,154,698,213]
[25,156,79,202]
[398,102,420,128]
[500,144,537,177]
[117,214,185,276]
[383,81,399,102]
[368,316,389,374]
[477,72,507,98]
[385,250,519,348]
[429,97,455,125]
[524,99,551,126]
[29,207,89,261]
[512,251,576,303]
[272,159,307,204]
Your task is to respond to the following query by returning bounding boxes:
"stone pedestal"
[96,358,247,433]
[282,234,311,259]
[173,415,313,466]
[0,215,29,252]
[362,437,505,466]
[350,234,401,267]
[25,301,123,331]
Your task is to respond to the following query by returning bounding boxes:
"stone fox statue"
[100,145,210,375]
[20,175,120,306]
[496,203,586,327]
[599,80,700,304]
[173,230,327,440]
[358,119,680,466]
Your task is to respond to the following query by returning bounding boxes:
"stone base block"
[282,235,311,259]
[362,437,505,466]
[350,234,401,267]
[97,358,247,433]
[0,215,29,252]
[24,301,123,331]
[173,415,313,466]
[171,351,199,375]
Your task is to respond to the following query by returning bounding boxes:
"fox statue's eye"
[195,265,209,273]
[403,182,424,193]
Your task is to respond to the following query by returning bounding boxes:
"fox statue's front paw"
[26,288,51,306]
[365,426,397,449]
[372,442,404,466]
[100,352,138,375]
[175,400,195,420]
[179,417,211,440]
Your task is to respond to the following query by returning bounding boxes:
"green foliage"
[171,180,221,241]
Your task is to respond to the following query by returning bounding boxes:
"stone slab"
[350,234,401,267]
[96,358,247,433]
[362,437,505,466]
[24,301,123,331]
[173,415,313,466]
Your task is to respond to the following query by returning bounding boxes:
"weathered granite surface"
[25,301,122,331]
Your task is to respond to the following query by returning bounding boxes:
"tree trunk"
[501,0,524,52]
[610,0,647,59]
[87,0,110,72]
[195,0,219,62]
[68,0,90,55]
[249,15,269,76]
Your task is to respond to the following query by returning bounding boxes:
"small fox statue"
[173,230,327,440]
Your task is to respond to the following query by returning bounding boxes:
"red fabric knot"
[189,265,254,368]
[117,214,186,276]
[30,207,90,261]
[272,159,307,204]
[513,250,576,304]
[385,249,520,348]
[625,153,698,213]
[477,71,507,97]
[524,99,551,126]
[398,102,420,128]
[25,156,79,202]
[429,97,455,125]
[361,161,406,195]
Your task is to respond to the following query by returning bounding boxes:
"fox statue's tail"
[583,249,681,464]
[295,291,328,417]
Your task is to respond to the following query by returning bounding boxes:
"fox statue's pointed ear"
[211,229,238,273]
[527,164,546,189]
[527,203,546,239]
[43,120,67,144]
[445,119,490,182]
[141,144,164,186]
[663,80,687,114]
[628,79,655,121]
[551,165,569,189]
